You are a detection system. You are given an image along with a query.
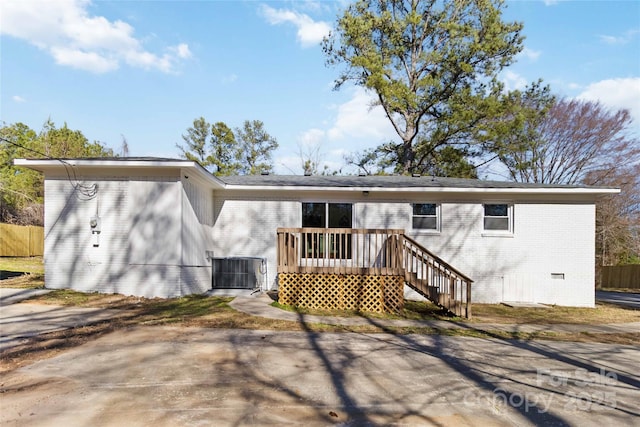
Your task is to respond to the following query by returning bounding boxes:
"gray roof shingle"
[219,174,609,189]
[22,157,615,190]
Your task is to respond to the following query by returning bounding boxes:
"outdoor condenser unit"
[211,257,266,290]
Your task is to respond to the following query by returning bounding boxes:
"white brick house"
[15,158,617,307]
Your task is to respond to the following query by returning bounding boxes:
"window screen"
[413,203,438,230]
[483,204,510,231]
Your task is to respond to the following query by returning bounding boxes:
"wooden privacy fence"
[277,228,472,317]
[601,265,640,289]
[0,223,44,256]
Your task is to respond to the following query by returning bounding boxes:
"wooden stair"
[400,236,472,318]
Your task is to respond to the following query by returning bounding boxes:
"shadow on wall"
[213,198,295,290]
[411,203,523,303]
[180,181,216,295]
[358,200,524,303]
[48,177,192,298]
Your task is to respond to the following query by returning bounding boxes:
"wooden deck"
[277,228,473,318]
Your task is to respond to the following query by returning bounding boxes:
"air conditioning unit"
[211,257,266,290]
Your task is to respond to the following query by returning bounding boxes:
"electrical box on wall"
[90,216,101,233]
[90,216,101,247]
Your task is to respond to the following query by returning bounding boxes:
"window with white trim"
[483,203,512,232]
[412,203,439,231]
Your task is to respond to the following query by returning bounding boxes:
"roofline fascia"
[221,184,620,195]
[13,158,227,189]
[15,158,193,168]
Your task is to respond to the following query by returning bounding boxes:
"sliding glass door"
[302,202,352,259]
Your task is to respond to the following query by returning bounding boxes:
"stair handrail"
[401,234,473,283]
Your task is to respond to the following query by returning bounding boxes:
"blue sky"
[2,0,639,176]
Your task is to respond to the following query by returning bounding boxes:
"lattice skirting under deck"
[278,273,404,313]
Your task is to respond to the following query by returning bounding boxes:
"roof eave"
[223,184,620,196]
[12,159,620,196]
[13,158,227,189]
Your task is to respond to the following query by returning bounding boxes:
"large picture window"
[483,204,512,232]
[302,203,352,258]
[412,203,439,231]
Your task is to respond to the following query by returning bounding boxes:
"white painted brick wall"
[43,172,597,305]
[357,201,595,306]
[44,174,212,298]
[212,194,595,305]
[44,176,131,294]
[212,192,299,288]
[181,175,215,270]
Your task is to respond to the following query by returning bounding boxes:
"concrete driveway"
[1,326,638,426]
[0,288,121,351]
[0,303,122,351]
[596,290,640,309]
[0,288,51,305]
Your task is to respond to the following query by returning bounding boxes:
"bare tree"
[492,97,640,269]
[590,164,640,271]
[495,98,639,184]
[298,141,324,175]
[120,135,130,157]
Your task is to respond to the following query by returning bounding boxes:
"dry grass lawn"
[1,258,638,372]
[2,289,638,374]
[470,301,640,324]
[0,256,44,274]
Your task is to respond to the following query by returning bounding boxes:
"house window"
[412,203,439,231]
[302,203,352,258]
[302,202,326,228]
[483,204,511,232]
[302,203,352,228]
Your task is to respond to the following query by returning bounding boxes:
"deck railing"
[277,228,405,275]
[276,227,472,318]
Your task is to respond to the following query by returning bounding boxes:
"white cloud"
[327,87,396,142]
[500,70,528,91]
[260,4,331,48]
[520,47,541,62]
[273,87,397,174]
[12,95,26,103]
[50,46,119,73]
[0,0,191,73]
[599,35,622,45]
[274,154,304,174]
[299,128,326,148]
[577,77,640,130]
[222,73,238,84]
[169,43,192,59]
[599,29,640,45]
